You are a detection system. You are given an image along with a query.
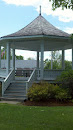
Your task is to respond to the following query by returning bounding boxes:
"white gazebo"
[0,14,72,100]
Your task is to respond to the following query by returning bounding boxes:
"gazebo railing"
[15,69,33,77]
[44,69,63,80]
[36,69,40,78]
[2,69,14,96]
[26,69,36,94]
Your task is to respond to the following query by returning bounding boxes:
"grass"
[0,104,73,129]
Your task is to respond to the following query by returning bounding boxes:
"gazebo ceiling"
[0,15,71,51]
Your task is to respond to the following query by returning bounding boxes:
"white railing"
[36,69,40,79]
[15,69,33,77]
[26,69,36,95]
[0,69,7,79]
[44,69,63,80]
[2,69,14,96]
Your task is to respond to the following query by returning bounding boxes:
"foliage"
[44,60,61,69]
[44,51,62,69]
[27,82,70,101]
[65,60,72,70]
[52,51,62,61]
[27,57,34,60]
[16,55,24,60]
[49,0,73,10]
[28,82,49,101]
[1,48,24,60]
[44,60,51,69]
[44,59,72,70]
[55,88,71,101]
[57,70,73,97]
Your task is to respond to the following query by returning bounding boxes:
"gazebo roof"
[2,15,70,38]
[0,15,71,52]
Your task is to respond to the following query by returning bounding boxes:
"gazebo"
[0,13,72,100]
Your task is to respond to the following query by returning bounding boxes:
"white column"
[72,44,73,70]
[37,51,39,69]
[51,51,53,70]
[62,50,65,70]
[40,41,44,80]
[0,46,1,69]
[12,49,15,70]
[6,43,10,74]
[12,49,15,80]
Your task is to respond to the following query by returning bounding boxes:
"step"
[3,94,27,99]
[1,97,27,101]
[11,80,27,83]
[5,88,26,93]
[5,91,26,95]
[2,80,28,101]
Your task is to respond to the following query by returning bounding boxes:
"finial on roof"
[39,5,41,15]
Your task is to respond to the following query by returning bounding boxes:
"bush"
[55,88,71,101]
[57,70,73,97]
[28,82,49,101]
[27,82,70,101]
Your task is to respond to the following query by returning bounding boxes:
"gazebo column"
[51,51,53,70]
[40,42,44,80]
[37,51,39,69]
[6,43,10,74]
[12,49,15,70]
[0,46,1,69]
[37,51,39,78]
[62,50,65,70]
[12,49,15,80]
[72,44,73,70]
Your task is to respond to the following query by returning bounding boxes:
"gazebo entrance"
[0,14,72,100]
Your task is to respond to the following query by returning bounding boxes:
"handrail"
[27,69,36,82]
[2,69,14,96]
[26,69,36,95]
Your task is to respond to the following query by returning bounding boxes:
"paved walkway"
[0,101,20,104]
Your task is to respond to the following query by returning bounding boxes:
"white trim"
[0,35,70,41]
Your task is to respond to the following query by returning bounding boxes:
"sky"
[0,0,73,61]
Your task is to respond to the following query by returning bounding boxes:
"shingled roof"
[2,15,70,38]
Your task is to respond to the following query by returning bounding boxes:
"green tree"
[44,51,72,70]
[65,60,72,70]
[1,48,24,60]
[16,55,24,60]
[49,0,73,10]
[27,57,34,60]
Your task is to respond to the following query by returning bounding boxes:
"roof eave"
[0,34,70,41]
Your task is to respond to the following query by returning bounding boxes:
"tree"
[44,51,72,70]
[16,55,24,60]
[1,48,24,60]
[44,51,62,69]
[49,0,73,10]
[65,60,72,70]
[27,57,34,60]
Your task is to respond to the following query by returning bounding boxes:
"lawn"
[0,104,73,130]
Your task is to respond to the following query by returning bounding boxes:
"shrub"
[28,82,49,101]
[57,70,73,97]
[27,82,64,101]
[55,88,71,101]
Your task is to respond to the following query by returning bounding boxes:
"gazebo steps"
[2,80,27,101]
[0,97,27,101]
